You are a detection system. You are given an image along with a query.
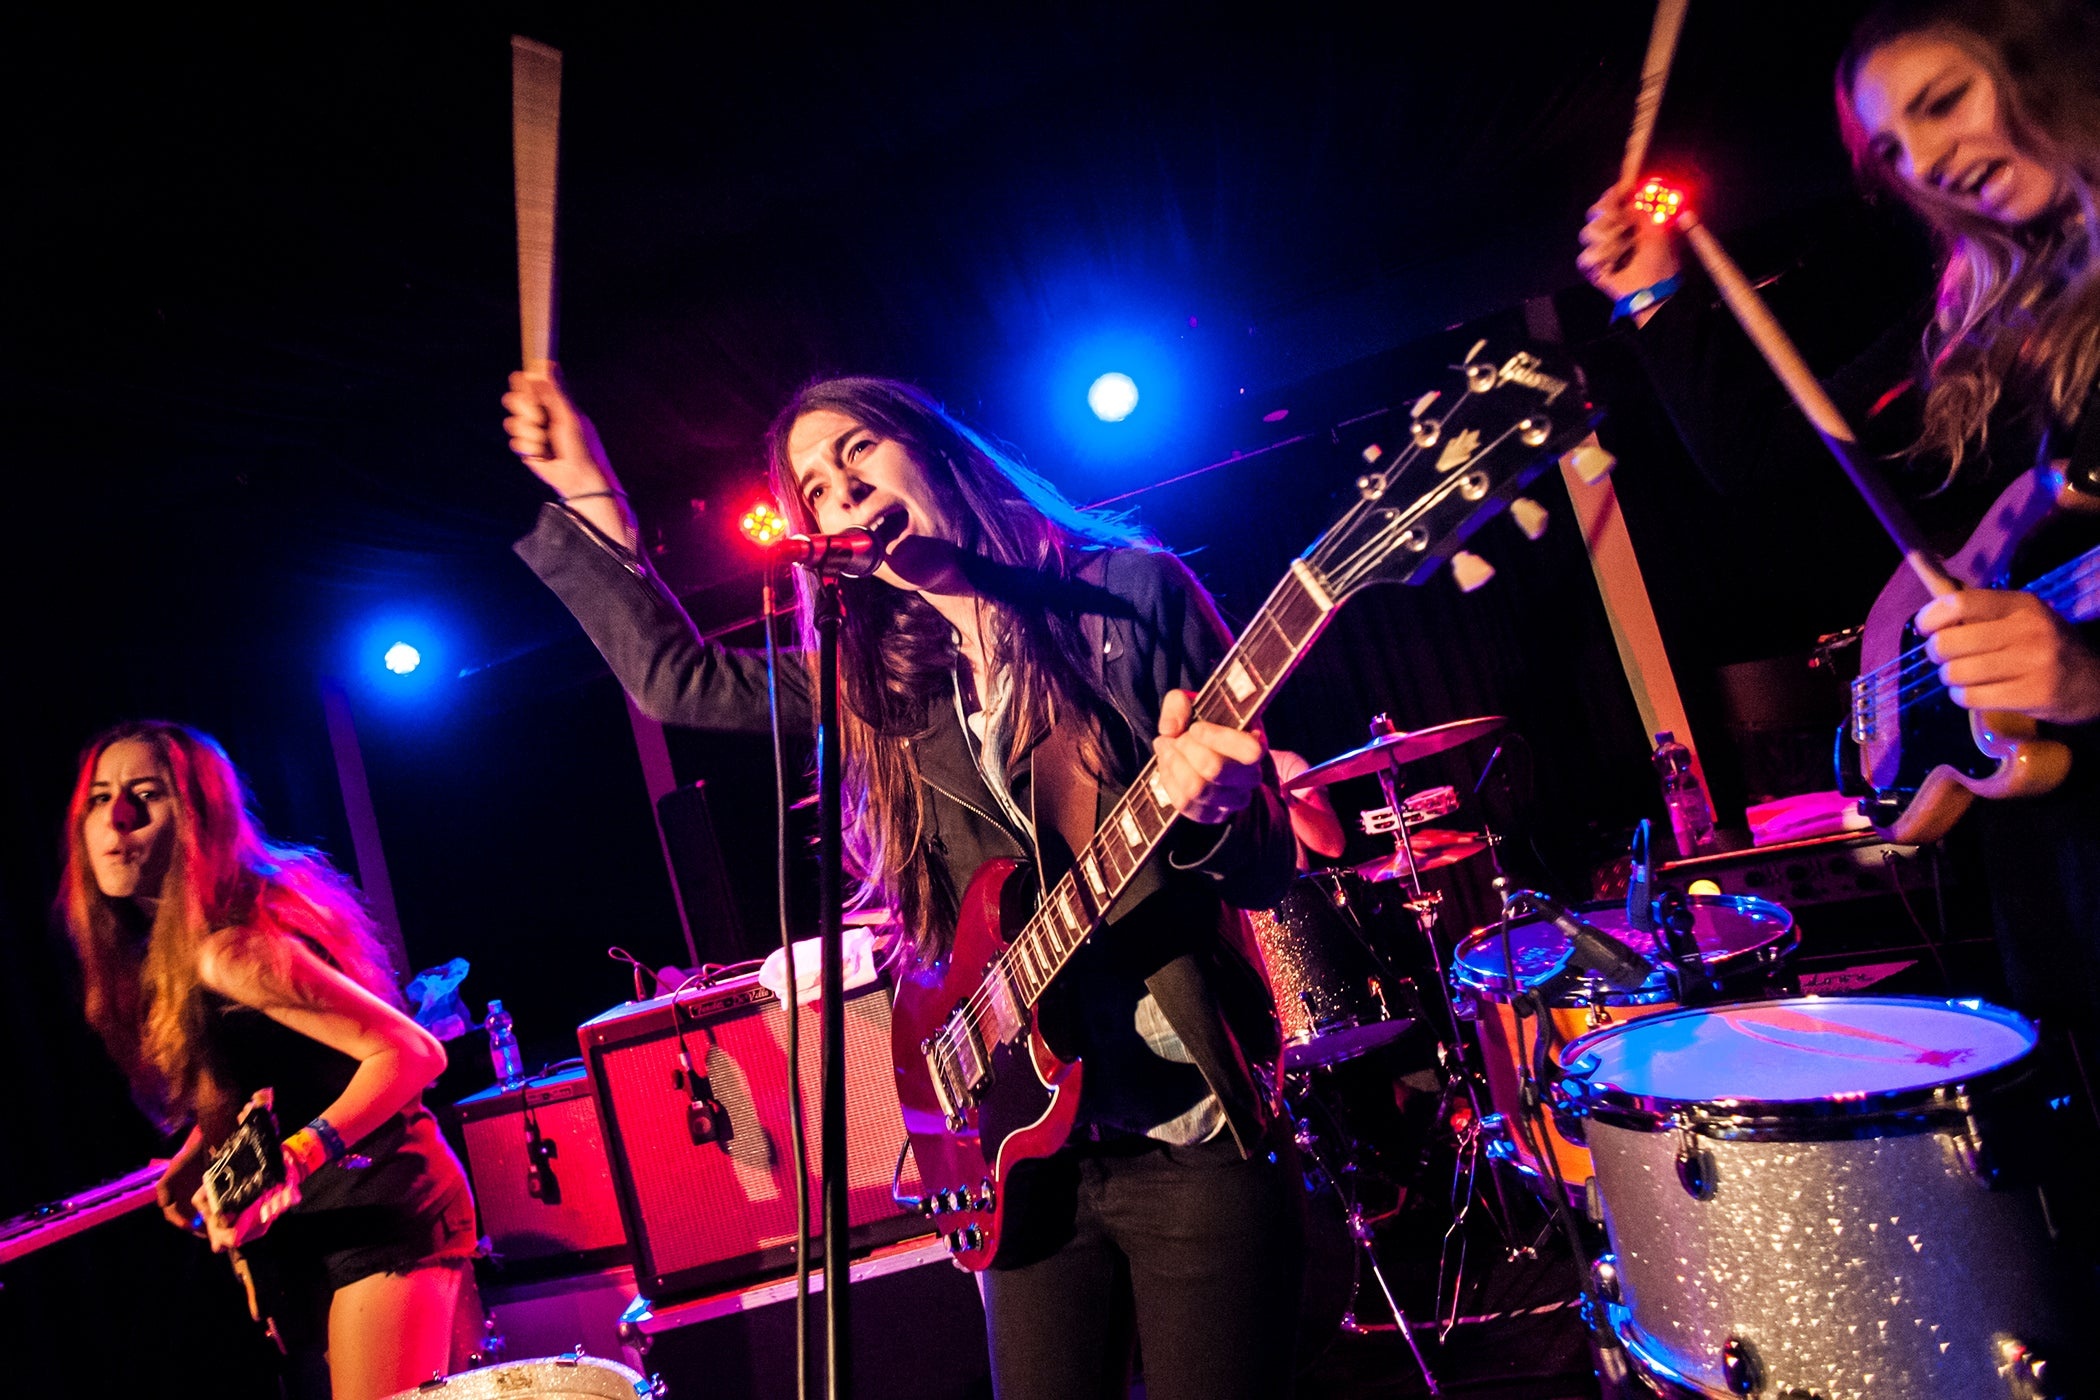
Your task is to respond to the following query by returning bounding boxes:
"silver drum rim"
[1450,893,1797,1005]
[1558,994,2040,1141]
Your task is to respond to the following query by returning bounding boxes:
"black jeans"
[980,1129,1304,1400]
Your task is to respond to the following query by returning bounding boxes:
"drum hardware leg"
[1287,1084,1441,1395]
[1349,1200,1441,1395]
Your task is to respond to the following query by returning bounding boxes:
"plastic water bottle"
[1652,732,1717,857]
[486,1000,525,1090]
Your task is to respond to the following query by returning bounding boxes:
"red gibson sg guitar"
[891,339,1601,1268]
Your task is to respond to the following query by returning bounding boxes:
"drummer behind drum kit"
[1252,713,2080,1399]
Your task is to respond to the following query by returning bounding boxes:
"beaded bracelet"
[561,489,629,504]
[1611,273,1683,323]
[307,1116,349,1163]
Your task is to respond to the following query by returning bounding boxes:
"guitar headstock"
[1303,340,1600,600]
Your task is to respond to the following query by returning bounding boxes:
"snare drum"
[1562,997,2068,1399]
[385,1352,660,1399]
[1247,872,1415,1069]
[1451,894,1795,1203]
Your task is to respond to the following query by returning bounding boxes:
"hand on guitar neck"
[1917,587,2100,727]
[1151,688,1270,827]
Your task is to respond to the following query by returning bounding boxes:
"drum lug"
[1945,1113,2005,1188]
[1588,1251,1621,1305]
[1674,1121,1718,1201]
[1720,1333,1764,1396]
[1995,1334,2054,1399]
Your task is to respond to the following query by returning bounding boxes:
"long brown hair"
[1836,0,2100,484]
[763,378,1144,962]
[58,721,399,1133]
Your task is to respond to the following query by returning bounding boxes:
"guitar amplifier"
[457,1065,628,1267]
[579,972,925,1300]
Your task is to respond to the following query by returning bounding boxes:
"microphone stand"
[813,577,852,1400]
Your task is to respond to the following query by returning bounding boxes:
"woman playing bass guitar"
[1578,0,2100,1129]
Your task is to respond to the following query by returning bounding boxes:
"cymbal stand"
[1359,721,1522,1320]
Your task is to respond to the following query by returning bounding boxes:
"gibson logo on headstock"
[1497,352,1567,404]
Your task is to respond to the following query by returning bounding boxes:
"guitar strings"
[940,424,1444,1050]
[1856,550,2100,721]
[936,382,1549,1073]
[1851,546,2098,692]
[1874,555,2098,711]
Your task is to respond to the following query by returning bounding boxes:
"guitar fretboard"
[986,560,1336,1017]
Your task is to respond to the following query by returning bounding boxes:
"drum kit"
[1249,714,2079,1399]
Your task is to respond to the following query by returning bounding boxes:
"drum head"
[1453,894,1794,998]
[387,1355,650,1400]
[1563,996,2038,1109]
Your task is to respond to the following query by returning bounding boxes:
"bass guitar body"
[891,858,1081,1272]
[1849,464,2093,842]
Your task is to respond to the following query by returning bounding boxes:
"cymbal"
[1284,716,1505,793]
[1350,828,1490,880]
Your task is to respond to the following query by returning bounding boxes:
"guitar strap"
[1029,699,1101,894]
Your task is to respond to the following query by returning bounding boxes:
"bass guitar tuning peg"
[1450,551,1495,593]
[1510,497,1549,541]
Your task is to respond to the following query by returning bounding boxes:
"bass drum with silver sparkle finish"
[1559,996,2072,1399]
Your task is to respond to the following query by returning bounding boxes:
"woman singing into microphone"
[503,371,1303,1399]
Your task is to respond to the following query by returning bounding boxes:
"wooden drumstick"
[512,36,562,374]
[1678,211,1957,596]
[1621,0,1689,188]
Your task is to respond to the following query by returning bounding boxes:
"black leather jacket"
[515,504,1297,1153]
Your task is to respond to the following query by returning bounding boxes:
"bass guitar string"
[1851,546,2098,693]
[1856,550,2100,720]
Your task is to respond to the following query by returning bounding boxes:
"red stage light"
[1631,177,1687,226]
[740,501,788,546]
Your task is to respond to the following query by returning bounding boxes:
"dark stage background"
[7,4,1936,1388]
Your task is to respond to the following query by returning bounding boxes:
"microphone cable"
[765,564,814,1400]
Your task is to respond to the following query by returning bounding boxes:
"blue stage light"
[1087,372,1139,422]
[383,642,422,675]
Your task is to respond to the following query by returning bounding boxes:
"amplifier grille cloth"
[598,986,922,1280]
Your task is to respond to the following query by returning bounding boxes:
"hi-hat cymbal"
[1284,716,1505,793]
[1350,828,1490,880]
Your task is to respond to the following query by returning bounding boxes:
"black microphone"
[768,509,909,579]
[1523,892,1658,994]
[1627,819,1655,934]
[769,527,882,578]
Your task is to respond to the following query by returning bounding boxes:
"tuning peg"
[1450,551,1495,593]
[1510,497,1549,541]
[1361,443,1382,464]
[1561,438,1615,485]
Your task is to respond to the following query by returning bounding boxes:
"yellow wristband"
[283,1128,328,1180]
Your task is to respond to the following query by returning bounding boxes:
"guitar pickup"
[923,1007,991,1131]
